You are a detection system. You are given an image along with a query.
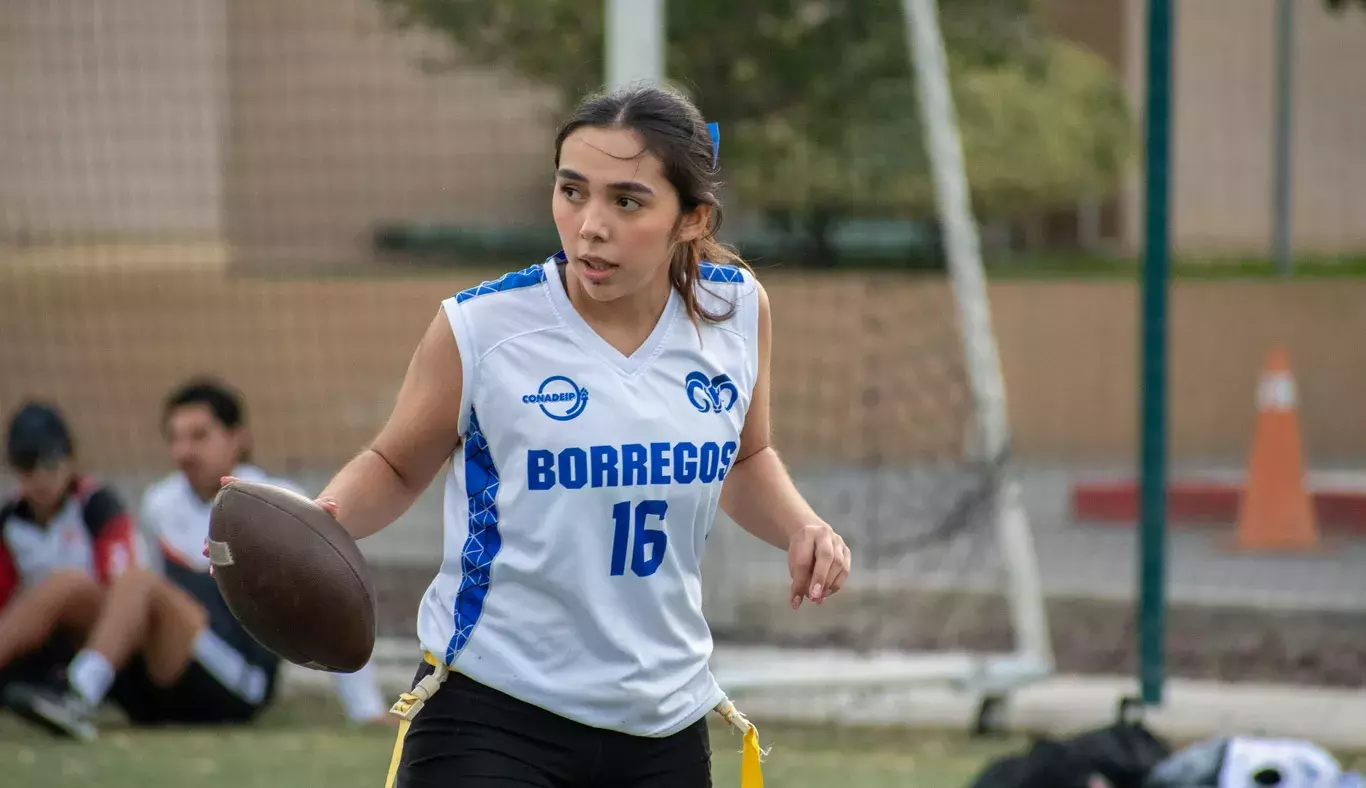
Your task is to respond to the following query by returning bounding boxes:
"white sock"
[68,650,115,707]
[191,628,268,705]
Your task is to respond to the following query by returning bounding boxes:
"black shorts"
[107,561,282,726]
[0,640,260,725]
[0,639,74,698]
[391,663,712,788]
[107,655,265,726]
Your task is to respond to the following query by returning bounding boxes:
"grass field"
[0,692,1022,788]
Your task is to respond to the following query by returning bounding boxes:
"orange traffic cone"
[1234,346,1320,552]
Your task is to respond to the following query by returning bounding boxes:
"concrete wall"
[223,0,559,268]
[5,269,1366,474]
[993,278,1366,461]
[0,0,225,240]
[1116,0,1366,257]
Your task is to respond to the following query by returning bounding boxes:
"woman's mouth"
[577,254,617,283]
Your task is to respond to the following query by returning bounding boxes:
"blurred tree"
[723,40,1133,217]
[1324,0,1366,11]
[377,0,1132,262]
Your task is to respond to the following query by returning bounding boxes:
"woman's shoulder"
[691,261,762,328]
[442,256,561,360]
[450,259,553,307]
[696,261,749,285]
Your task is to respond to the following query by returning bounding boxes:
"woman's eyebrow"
[555,168,655,196]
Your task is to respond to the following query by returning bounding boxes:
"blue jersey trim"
[454,263,548,304]
[454,258,739,302]
[446,409,502,664]
[698,262,745,283]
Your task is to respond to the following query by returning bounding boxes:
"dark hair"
[163,377,249,461]
[553,84,748,325]
[5,401,74,471]
[163,377,245,431]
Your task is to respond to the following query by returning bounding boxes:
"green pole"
[1138,0,1174,707]
[1272,0,1296,277]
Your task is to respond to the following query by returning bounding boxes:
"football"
[207,479,376,673]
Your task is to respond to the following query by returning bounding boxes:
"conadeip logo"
[524,375,589,421]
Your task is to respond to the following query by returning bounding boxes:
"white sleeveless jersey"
[416,254,759,737]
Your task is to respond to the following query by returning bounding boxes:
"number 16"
[610,500,668,577]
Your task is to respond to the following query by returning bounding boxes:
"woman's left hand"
[786,523,851,609]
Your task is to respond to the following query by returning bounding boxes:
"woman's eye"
[616,196,641,211]
[560,185,583,201]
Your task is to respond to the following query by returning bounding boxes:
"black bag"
[1066,722,1173,788]
[969,722,1171,788]
[971,738,1104,788]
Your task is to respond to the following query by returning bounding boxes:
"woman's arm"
[317,309,466,541]
[720,281,851,609]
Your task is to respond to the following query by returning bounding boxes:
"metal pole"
[1272,0,1296,277]
[606,0,664,89]
[1138,0,1175,708]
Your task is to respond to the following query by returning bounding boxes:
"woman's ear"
[677,203,713,243]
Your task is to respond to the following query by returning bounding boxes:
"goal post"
[697,0,1055,726]
[901,0,1054,680]
[605,0,665,90]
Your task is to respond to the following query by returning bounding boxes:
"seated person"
[0,387,389,739]
[137,378,389,727]
[0,402,142,730]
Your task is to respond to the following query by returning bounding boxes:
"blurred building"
[1,0,558,268]
[1047,0,1366,257]
[5,0,1366,477]
[2,0,1364,264]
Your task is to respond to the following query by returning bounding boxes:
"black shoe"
[1,681,97,741]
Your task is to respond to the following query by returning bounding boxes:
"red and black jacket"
[0,476,139,610]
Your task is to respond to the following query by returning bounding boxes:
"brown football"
[207,479,376,673]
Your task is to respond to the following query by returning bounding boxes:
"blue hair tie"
[706,122,720,168]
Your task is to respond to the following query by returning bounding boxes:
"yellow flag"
[740,723,764,788]
[384,718,411,788]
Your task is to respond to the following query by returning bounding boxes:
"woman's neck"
[561,263,673,339]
